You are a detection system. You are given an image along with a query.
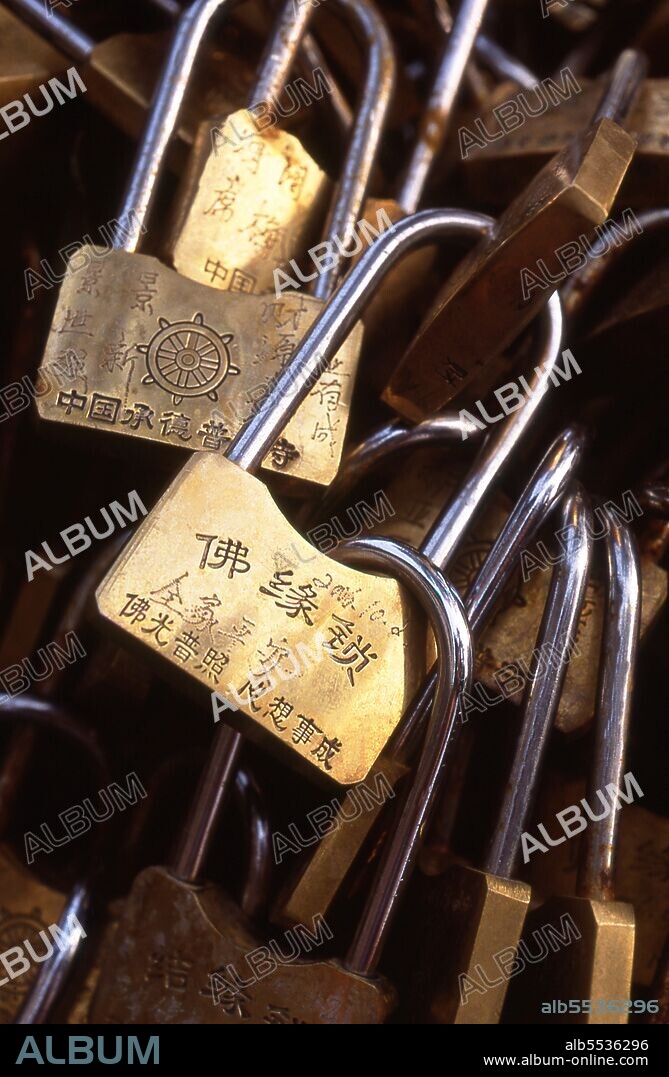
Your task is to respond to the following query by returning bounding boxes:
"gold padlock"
[384,50,643,421]
[94,210,495,787]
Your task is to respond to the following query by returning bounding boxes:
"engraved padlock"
[89,534,472,1023]
[33,0,391,488]
[94,210,510,788]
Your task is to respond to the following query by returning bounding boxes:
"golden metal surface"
[96,455,425,786]
[385,119,636,420]
[427,865,531,1024]
[168,108,331,295]
[86,32,253,165]
[35,247,362,487]
[88,866,395,1023]
[0,9,66,108]
[0,847,66,1024]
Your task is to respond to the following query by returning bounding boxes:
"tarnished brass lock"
[6,0,253,162]
[166,0,394,299]
[0,5,66,110]
[384,50,643,420]
[33,0,382,488]
[509,506,639,1024]
[93,211,507,787]
[401,488,594,1023]
[90,535,471,1023]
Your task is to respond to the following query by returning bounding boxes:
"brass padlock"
[281,421,586,927]
[94,210,498,786]
[404,487,594,1023]
[167,0,394,301]
[0,698,108,1024]
[33,0,381,488]
[89,534,472,1024]
[508,504,640,1024]
[384,50,643,421]
[0,4,66,110]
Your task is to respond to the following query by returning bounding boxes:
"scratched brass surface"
[0,9,66,108]
[385,118,636,420]
[96,455,424,786]
[463,80,669,209]
[168,108,331,295]
[88,866,395,1024]
[0,847,66,1024]
[35,247,362,487]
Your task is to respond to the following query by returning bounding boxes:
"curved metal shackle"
[329,536,472,977]
[227,208,495,473]
[474,34,538,90]
[310,0,396,303]
[398,0,491,213]
[485,484,594,880]
[112,0,317,253]
[577,503,641,902]
[392,424,587,755]
[236,767,273,921]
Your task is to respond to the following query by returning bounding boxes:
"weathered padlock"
[89,534,472,1023]
[0,4,66,111]
[405,487,594,1023]
[508,503,640,1024]
[167,0,394,301]
[33,0,377,487]
[385,50,643,421]
[279,422,587,928]
[94,210,498,786]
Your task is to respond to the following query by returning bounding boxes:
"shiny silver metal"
[6,0,92,62]
[474,34,537,90]
[577,503,641,902]
[15,885,91,1025]
[592,49,646,127]
[486,485,594,879]
[330,537,472,976]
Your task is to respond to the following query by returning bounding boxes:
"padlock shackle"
[390,424,586,759]
[420,293,565,570]
[6,0,93,61]
[577,506,641,902]
[311,0,396,301]
[331,537,472,977]
[226,208,492,473]
[484,484,594,880]
[397,0,492,214]
[591,48,646,127]
[475,33,537,91]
